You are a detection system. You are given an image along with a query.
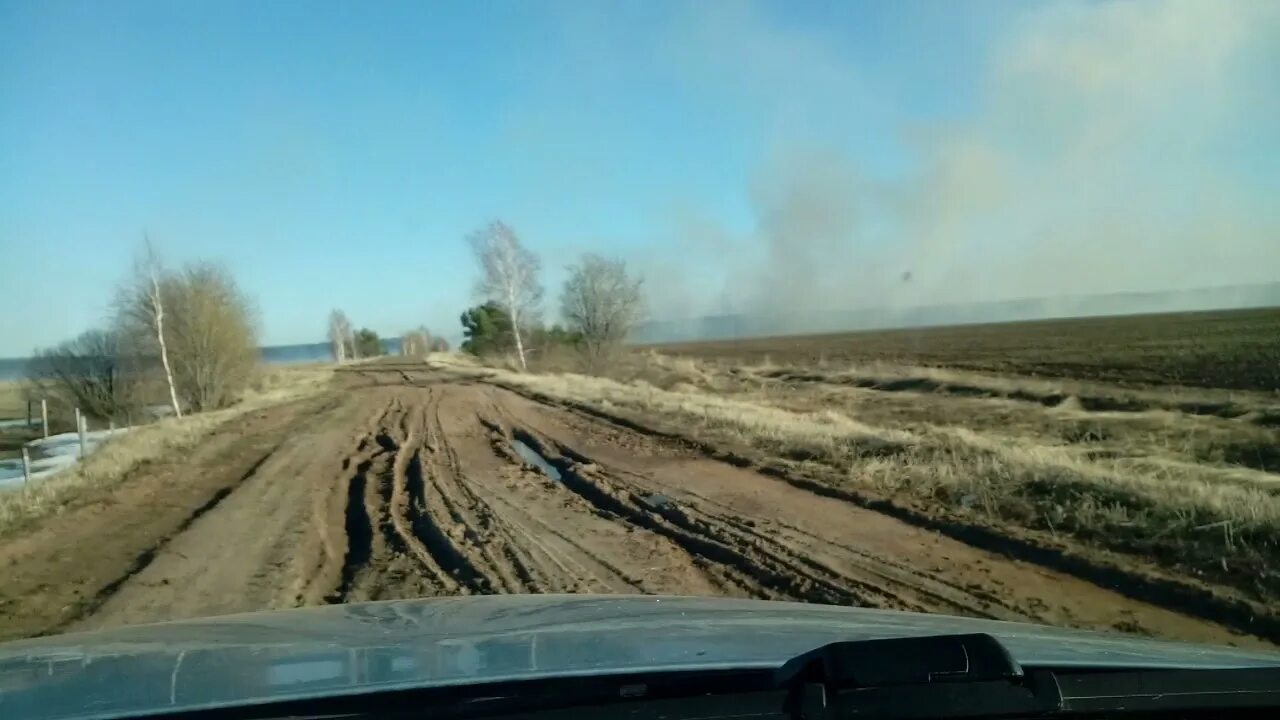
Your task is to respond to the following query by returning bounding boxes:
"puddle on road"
[512,439,562,482]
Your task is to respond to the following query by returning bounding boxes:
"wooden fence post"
[78,414,87,458]
[21,446,31,486]
[41,399,48,438]
[27,399,32,428]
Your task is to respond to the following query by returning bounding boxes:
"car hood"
[2,595,1278,720]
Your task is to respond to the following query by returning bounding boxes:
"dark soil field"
[651,308,1280,392]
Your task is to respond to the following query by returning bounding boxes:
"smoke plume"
[643,0,1280,335]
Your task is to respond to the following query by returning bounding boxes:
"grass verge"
[0,380,27,420]
[0,365,334,537]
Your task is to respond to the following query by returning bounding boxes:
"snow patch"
[0,428,130,490]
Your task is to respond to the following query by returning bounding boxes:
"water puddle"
[512,439,562,482]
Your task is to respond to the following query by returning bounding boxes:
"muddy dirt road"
[0,363,1267,646]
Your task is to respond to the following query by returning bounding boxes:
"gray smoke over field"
[641,0,1280,336]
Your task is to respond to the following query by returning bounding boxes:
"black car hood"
[2,595,1277,720]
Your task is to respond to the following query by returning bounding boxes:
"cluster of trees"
[462,221,645,372]
[459,302,579,360]
[327,311,448,361]
[28,242,259,423]
[25,221,640,431]
[400,327,449,357]
[354,328,383,358]
[326,310,401,361]
[318,222,643,373]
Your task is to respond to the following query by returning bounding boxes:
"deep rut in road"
[3,364,1270,649]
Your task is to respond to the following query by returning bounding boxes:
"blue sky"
[2,0,1276,355]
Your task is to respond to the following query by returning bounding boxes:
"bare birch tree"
[328,309,351,362]
[401,327,431,357]
[469,221,542,371]
[560,254,645,372]
[116,238,183,418]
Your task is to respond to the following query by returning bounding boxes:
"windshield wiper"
[774,633,1280,719]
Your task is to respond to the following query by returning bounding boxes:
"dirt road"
[0,363,1267,646]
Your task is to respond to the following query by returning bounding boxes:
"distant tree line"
[400,327,449,357]
[26,219,645,431]
[316,220,645,374]
[325,312,448,362]
[27,241,259,425]
[462,222,645,372]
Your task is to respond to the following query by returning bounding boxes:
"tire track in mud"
[312,398,400,604]
[472,397,785,600]
[47,394,354,634]
[297,399,400,607]
[324,388,563,602]
[59,443,288,631]
[63,393,399,632]
[404,441,493,593]
[414,390,572,594]
[408,388,731,598]
[363,380,1007,613]
[476,389,932,607]
[329,458,374,601]
[474,427,646,593]
[681,496,1019,618]
[468,485,638,593]
[414,397,518,593]
[327,396,457,603]
[563,448,1026,620]
[504,427,869,605]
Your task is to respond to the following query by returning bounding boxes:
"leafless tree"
[401,327,432,357]
[27,329,141,423]
[116,238,183,418]
[560,254,645,373]
[328,309,352,362]
[162,262,260,411]
[469,221,542,371]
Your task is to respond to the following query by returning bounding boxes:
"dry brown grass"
[732,369,1280,486]
[731,359,1279,417]
[0,365,334,536]
[0,381,26,420]
[433,352,1280,603]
